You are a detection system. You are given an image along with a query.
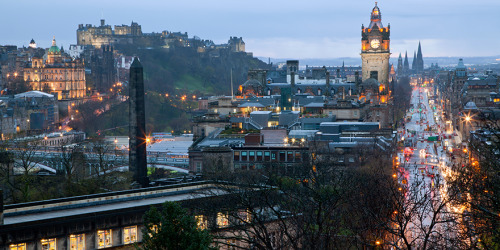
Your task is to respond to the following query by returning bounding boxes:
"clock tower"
[361,2,390,85]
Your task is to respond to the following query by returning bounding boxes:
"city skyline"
[1,0,499,59]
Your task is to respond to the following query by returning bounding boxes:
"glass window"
[41,239,56,250]
[195,215,208,230]
[148,225,158,237]
[249,151,255,161]
[233,151,240,161]
[287,151,293,161]
[264,151,270,161]
[97,229,112,248]
[271,152,276,160]
[279,152,285,161]
[217,212,229,228]
[241,151,247,161]
[196,162,202,172]
[256,151,263,161]
[239,209,251,223]
[295,152,301,161]
[9,243,26,250]
[70,234,85,250]
[123,226,137,244]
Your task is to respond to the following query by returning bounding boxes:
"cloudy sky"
[1,0,498,59]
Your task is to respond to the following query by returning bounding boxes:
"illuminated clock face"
[370,39,380,49]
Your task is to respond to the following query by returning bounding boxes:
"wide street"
[395,84,464,246]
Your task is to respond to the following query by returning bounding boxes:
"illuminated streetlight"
[465,115,471,122]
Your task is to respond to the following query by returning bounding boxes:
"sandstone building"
[23,38,86,100]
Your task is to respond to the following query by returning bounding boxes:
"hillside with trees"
[115,45,270,95]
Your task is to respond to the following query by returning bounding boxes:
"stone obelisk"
[129,57,148,187]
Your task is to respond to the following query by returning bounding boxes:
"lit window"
[69,234,85,250]
[239,209,251,223]
[41,238,56,250]
[217,212,229,228]
[195,215,208,230]
[97,229,112,248]
[123,226,137,244]
[148,225,158,237]
[9,243,26,250]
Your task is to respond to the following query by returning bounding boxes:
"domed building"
[23,37,86,101]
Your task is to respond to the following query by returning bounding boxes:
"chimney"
[326,71,330,87]
[100,19,105,26]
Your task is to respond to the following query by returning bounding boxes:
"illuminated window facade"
[239,209,251,223]
[195,215,208,230]
[41,238,56,250]
[9,243,26,250]
[97,229,112,248]
[217,212,229,228]
[69,234,85,250]
[123,226,137,244]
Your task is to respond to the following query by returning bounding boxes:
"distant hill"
[263,56,500,68]
[116,45,270,95]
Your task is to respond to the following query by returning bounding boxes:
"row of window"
[10,211,253,250]
[9,226,137,250]
[234,151,303,162]
[195,210,251,230]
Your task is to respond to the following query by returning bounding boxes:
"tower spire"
[416,41,424,72]
[397,53,403,75]
[412,51,417,71]
[403,51,410,75]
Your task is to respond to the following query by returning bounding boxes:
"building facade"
[23,38,86,100]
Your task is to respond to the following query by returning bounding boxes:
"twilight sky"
[1,0,498,59]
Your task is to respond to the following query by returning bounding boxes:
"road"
[396,86,463,247]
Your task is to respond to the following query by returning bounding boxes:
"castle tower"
[129,57,149,188]
[361,2,391,85]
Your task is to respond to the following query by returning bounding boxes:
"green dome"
[48,45,60,53]
[48,37,60,53]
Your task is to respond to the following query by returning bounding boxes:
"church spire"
[397,53,403,75]
[403,51,410,75]
[412,51,417,71]
[416,41,424,73]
